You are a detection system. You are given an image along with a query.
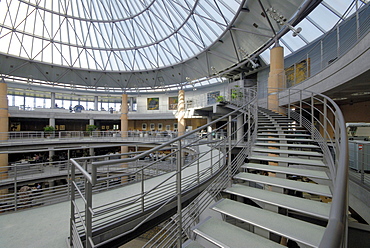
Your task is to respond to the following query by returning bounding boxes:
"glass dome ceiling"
[0,0,240,71]
[1,0,362,92]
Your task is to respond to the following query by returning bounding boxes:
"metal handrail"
[69,88,257,247]
[276,87,348,248]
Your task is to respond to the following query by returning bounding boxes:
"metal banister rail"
[277,87,348,248]
[69,88,257,247]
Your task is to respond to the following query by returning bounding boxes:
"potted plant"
[43,126,55,138]
[86,125,97,136]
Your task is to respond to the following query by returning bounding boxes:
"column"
[268,45,285,113]
[94,96,98,111]
[177,90,186,136]
[0,80,8,195]
[51,92,56,108]
[120,94,128,183]
[89,119,95,156]
[207,115,212,140]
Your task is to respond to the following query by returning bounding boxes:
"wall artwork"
[59,125,65,131]
[158,123,163,130]
[285,58,310,87]
[166,125,171,131]
[150,123,155,130]
[147,98,159,110]
[168,96,178,110]
[142,123,147,130]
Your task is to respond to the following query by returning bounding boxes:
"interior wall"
[340,100,370,123]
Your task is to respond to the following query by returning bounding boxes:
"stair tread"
[234,173,332,197]
[192,216,284,248]
[249,155,325,167]
[224,184,330,219]
[242,163,329,179]
[212,199,325,247]
[258,133,310,137]
[257,137,314,142]
[252,147,322,156]
[182,240,205,248]
[258,129,309,133]
[254,142,319,149]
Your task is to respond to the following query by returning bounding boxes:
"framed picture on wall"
[166,125,171,131]
[102,126,106,130]
[150,123,155,130]
[147,98,159,110]
[60,125,65,131]
[173,123,178,129]
[142,123,147,130]
[158,123,163,130]
[168,96,178,110]
[55,125,59,131]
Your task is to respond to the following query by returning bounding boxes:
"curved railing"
[69,88,257,248]
[277,88,348,248]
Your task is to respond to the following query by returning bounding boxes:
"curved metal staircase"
[174,87,349,248]
[189,109,333,248]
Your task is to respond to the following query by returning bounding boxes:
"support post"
[177,140,183,247]
[267,45,285,113]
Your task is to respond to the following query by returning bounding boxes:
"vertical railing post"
[248,105,251,155]
[14,164,17,211]
[67,150,70,199]
[177,140,182,247]
[210,148,213,175]
[288,88,291,119]
[299,90,302,127]
[320,40,323,70]
[361,147,365,184]
[228,115,232,186]
[311,93,315,139]
[141,164,145,212]
[69,160,76,247]
[323,98,327,141]
[337,25,340,58]
[85,180,93,248]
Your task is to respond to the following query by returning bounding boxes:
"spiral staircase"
[184,108,335,248]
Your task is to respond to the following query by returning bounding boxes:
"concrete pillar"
[237,114,244,142]
[207,115,212,140]
[120,94,128,183]
[177,90,186,136]
[268,45,285,113]
[51,92,56,108]
[94,96,98,111]
[89,118,95,156]
[0,80,9,195]
[49,117,55,127]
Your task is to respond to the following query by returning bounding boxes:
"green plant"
[43,126,55,132]
[231,85,243,100]
[86,125,97,135]
[216,95,225,102]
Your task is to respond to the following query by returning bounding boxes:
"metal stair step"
[257,137,314,142]
[258,132,311,137]
[234,173,332,197]
[258,129,309,134]
[252,147,322,157]
[182,240,205,248]
[242,163,329,179]
[224,184,330,220]
[192,216,284,248]
[254,142,320,149]
[212,199,325,247]
[249,155,325,167]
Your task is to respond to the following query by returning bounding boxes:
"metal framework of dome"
[0,0,355,92]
